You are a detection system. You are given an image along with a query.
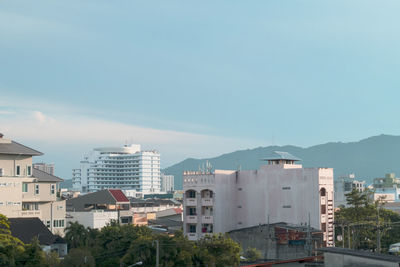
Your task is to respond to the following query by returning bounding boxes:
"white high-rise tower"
[72,144,161,193]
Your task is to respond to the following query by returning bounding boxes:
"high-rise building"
[183,151,334,247]
[72,144,161,193]
[0,134,66,236]
[33,162,55,175]
[161,173,174,192]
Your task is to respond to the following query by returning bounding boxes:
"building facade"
[371,173,400,203]
[161,173,174,192]
[72,144,161,193]
[183,151,334,246]
[334,174,365,207]
[0,134,66,236]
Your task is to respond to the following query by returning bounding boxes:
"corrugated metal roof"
[0,141,43,156]
[33,168,63,182]
[109,189,129,202]
[261,151,301,161]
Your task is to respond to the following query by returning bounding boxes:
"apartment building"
[0,134,66,235]
[160,173,174,192]
[72,144,161,193]
[33,162,55,175]
[334,174,365,207]
[183,151,334,246]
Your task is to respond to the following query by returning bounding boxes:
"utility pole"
[341,224,345,248]
[153,240,159,267]
[305,213,312,256]
[347,225,351,249]
[377,207,381,253]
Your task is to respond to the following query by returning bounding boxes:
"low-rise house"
[0,134,66,236]
[66,189,133,229]
[9,217,67,257]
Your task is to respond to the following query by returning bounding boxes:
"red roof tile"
[109,189,129,202]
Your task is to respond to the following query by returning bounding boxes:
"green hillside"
[163,134,400,190]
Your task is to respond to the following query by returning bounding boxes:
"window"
[282,186,291,190]
[33,203,39,210]
[16,165,20,176]
[35,184,39,195]
[53,220,64,228]
[321,205,326,214]
[22,183,28,193]
[0,168,3,176]
[46,221,51,228]
[51,184,55,195]
[283,205,291,208]
[189,224,196,233]
[27,165,32,176]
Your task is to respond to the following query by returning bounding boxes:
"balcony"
[187,233,198,241]
[201,198,213,206]
[186,198,197,206]
[186,215,197,223]
[202,215,213,224]
[19,210,41,217]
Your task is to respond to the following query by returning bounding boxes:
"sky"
[1,0,400,179]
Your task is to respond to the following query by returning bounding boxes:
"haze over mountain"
[163,134,400,190]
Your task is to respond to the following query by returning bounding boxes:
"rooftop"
[261,151,301,162]
[9,218,63,245]
[33,168,63,182]
[0,140,43,156]
[318,247,400,263]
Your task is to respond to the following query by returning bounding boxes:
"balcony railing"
[186,215,197,223]
[202,215,213,224]
[201,198,213,206]
[187,233,197,241]
[186,198,197,206]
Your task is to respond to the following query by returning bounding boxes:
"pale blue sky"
[1,1,400,179]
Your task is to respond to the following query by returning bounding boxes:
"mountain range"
[163,134,400,190]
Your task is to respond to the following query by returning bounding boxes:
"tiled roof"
[0,141,43,156]
[33,168,63,182]
[9,218,62,245]
[109,189,129,202]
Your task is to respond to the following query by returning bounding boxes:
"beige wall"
[0,154,33,177]
[22,182,57,202]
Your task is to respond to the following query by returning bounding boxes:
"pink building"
[183,151,334,246]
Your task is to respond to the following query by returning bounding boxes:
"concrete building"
[66,189,133,229]
[371,173,400,203]
[72,144,161,193]
[183,151,334,246]
[334,174,365,207]
[0,134,66,236]
[319,247,400,267]
[161,173,174,193]
[33,162,55,175]
[228,222,323,260]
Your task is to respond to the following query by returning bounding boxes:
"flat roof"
[318,247,400,263]
[261,151,301,161]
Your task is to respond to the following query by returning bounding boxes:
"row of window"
[44,219,65,228]
[22,183,55,195]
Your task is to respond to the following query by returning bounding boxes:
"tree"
[0,214,25,267]
[61,248,95,267]
[194,234,241,267]
[64,222,89,249]
[243,247,261,262]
